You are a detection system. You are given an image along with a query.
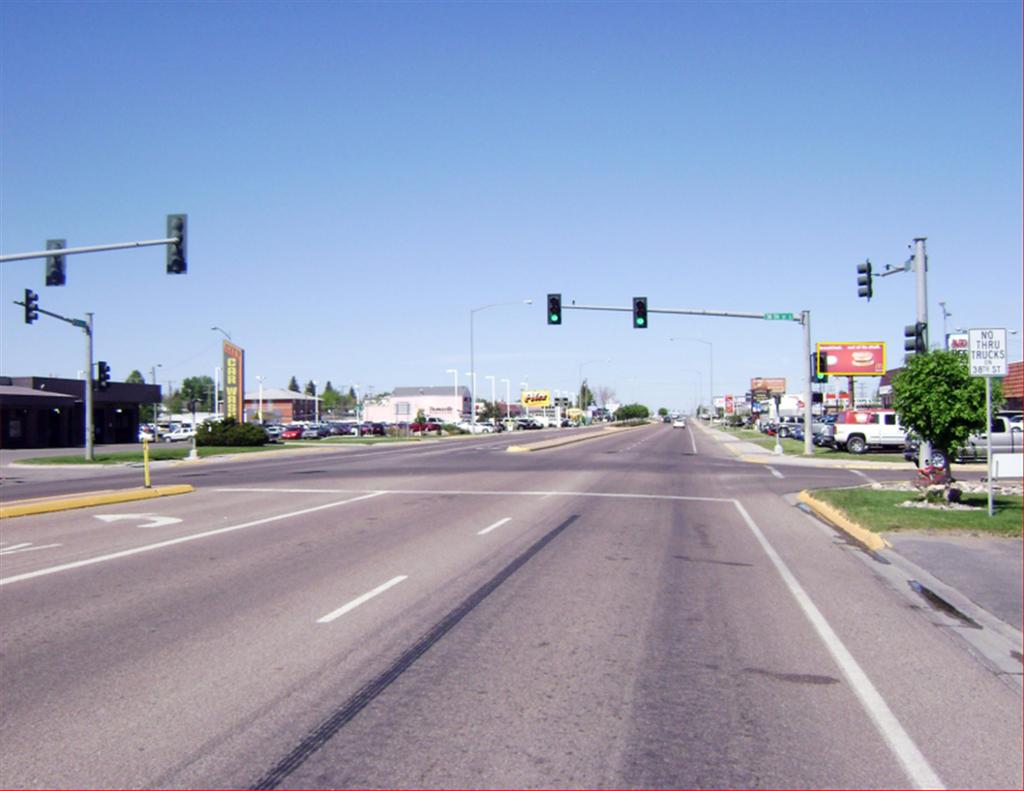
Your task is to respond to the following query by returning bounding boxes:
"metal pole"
[84,313,94,461]
[469,311,476,425]
[914,238,933,467]
[214,366,220,417]
[986,376,994,517]
[502,379,510,420]
[802,310,813,456]
[0,237,178,263]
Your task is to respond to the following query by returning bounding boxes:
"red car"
[409,419,443,434]
[280,426,304,440]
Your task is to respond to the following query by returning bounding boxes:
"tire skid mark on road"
[250,514,581,791]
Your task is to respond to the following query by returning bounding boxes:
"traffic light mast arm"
[11,299,90,330]
[563,303,790,321]
[0,236,179,263]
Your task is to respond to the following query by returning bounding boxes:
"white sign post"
[968,328,1008,516]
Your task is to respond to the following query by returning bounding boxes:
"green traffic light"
[636,317,645,326]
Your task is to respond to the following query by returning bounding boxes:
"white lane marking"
[689,427,698,455]
[766,466,785,479]
[0,543,62,555]
[0,492,386,587]
[731,500,945,790]
[216,487,733,503]
[94,513,183,529]
[852,469,876,484]
[317,575,408,624]
[477,517,512,536]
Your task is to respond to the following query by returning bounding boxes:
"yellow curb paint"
[0,485,194,519]
[798,490,891,552]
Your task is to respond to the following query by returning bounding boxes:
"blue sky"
[2,1,1021,412]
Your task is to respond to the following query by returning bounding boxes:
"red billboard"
[817,342,885,376]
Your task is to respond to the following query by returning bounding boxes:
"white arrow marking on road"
[94,513,183,529]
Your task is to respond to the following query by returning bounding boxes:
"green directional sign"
[764,312,794,321]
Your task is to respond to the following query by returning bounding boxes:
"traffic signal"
[812,351,828,383]
[547,293,562,325]
[96,360,111,391]
[166,214,187,274]
[24,289,39,324]
[904,322,927,355]
[632,296,648,329]
[45,239,67,286]
[857,260,873,300]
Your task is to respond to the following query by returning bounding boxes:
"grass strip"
[811,487,1022,537]
[19,445,289,464]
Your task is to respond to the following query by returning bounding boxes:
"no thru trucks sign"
[967,328,1007,377]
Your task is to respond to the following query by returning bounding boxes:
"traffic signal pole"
[85,313,95,461]
[12,295,97,460]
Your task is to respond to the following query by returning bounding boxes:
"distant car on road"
[672,417,687,429]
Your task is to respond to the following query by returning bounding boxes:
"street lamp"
[445,368,458,397]
[312,379,319,425]
[669,337,713,410]
[485,375,496,424]
[256,375,265,423]
[470,299,532,425]
[211,326,232,342]
[150,363,162,434]
[500,378,511,420]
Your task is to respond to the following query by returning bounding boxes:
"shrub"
[196,418,267,447]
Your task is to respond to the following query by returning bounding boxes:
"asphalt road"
[1,424,1020,788]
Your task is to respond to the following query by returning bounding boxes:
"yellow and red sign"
[223,341,245,421]
[750,377,786,394]
[521,389,551,408]
[817,342,886,376]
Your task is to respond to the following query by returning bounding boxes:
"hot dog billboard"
[816,342,885,376]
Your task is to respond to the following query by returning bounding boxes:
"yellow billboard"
[521,389,551,408]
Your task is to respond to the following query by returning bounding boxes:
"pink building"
[363,386,470,424]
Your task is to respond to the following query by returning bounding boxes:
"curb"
[507,423,647,453]
[0,485,194,519]
[797,490,891,552]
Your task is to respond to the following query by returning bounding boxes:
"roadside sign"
[968,328,1007,377]
[816,342,886,376]
[763,312,793,321]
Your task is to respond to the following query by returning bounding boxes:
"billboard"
[223,341,245,421]
[816,342,885,376]
[521,389,551,408]
[947,333,969,353]
[750,377,786,394]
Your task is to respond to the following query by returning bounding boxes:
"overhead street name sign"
[763,312,794,321]
[968,328,1007,377]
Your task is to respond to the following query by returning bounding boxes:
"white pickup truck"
[830,409,908,454]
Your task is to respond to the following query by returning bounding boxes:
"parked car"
[410,418,444,434]
[138,425,156,442]
[904,416,1023,466]
[831,409,908,454]
[300,426,323,439]
[162,426,195,442]
[280,426,304,440]
[358,422,386,436]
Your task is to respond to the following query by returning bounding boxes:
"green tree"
[321,383,341,415]
[657,407,668,417]
[181,375,215,412]
[892,350,1001,473]
[305,380,316,396]
[126,370,159,422]
[288,376,300,392]
[614,403,650,421]
[579,379,595,409]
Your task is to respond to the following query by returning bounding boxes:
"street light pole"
[501,378,511,419]
[485,375,496,424]
[470,300,531,426]
[256,375,264,423]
